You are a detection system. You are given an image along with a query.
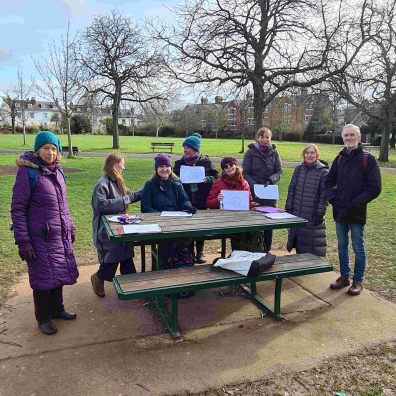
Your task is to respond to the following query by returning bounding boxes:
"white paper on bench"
[214,250,268,276]
[264,212,297,219]
[122,224,162,234]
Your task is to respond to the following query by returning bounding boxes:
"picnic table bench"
[150,142,174,153]
[62,146,79,155]
[113,253,333,339]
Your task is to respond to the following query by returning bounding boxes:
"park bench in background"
[113,253,333,339]
[62,146,79,156]
[150,142,174,153]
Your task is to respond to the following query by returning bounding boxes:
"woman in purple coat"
[11,131,79,335]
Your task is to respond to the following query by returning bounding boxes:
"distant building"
[0,96,137,132]
[177,90,332,138]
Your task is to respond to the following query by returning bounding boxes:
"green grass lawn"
[0,153,395,306]
[1,133,395,166]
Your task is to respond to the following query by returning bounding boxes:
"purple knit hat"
[221,156,238,169]
[155,153,172,169]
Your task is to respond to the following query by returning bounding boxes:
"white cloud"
[0,47,11,62]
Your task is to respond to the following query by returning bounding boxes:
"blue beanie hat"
[34,131,62,152]
[183,133,201,152]
[155,153,172,169]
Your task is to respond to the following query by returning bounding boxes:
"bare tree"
[141,101,171,137]
[32,21,82,157]
[2,93,18,133]
[153,0,376,131]
[15,69,31,145]
[330,0,396,161]
[77,10,173,149]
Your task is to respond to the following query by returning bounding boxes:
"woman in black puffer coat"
[285,144,329,257]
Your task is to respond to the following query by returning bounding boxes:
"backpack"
[27,167,66,190]
[336,151,369,170]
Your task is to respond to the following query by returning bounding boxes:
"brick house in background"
[179,89,332,139]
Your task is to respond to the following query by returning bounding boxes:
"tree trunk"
[253,82,264,131]
[11,116,16,134]
[23,123,26,146]
[66,117,73,158]
[112,98,120,149]
[378,109,391,162]
[156,126,159,138]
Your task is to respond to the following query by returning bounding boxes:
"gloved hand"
[314,216,324,226]
[182,205,197,214]
[18,242,37,262]
[203,176,213,184]
[263,179,271,187]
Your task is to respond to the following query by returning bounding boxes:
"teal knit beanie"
[34,131,62,152]
[183,133,201,152]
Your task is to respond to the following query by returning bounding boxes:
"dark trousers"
[97,258,136,282]
[264,230,273,252]
[189,240,205,256]
[33,287,64,324]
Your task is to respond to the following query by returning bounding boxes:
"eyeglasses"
[223,163,235,169]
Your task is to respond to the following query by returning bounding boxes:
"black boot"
[38,320,57,335]
[195,241,206,264]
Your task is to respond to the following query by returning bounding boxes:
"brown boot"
[330,276,350,290]
[91,273,105,297]
[348,281,363,296]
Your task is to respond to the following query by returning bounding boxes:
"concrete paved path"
[1,259,395,396]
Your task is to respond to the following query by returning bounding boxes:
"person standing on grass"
[174,133,218,264]
[11,131,78,335]
[242,127,283,252]
[91,153,140,298]
[285,144,329,257]
[326,124,381,296]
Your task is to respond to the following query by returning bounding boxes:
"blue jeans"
[335,222,366,282]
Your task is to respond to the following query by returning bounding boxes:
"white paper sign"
[180,165,205,183]
[254,184,279,200]
[160,211,192,217]
[221,190,249,211]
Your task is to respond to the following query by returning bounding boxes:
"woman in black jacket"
[285,144,329,257]
[174,133,218,263]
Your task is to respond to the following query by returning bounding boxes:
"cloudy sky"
[0,0,179,94]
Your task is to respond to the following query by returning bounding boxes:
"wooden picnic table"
[102,210,317,339]
[102,209,308,270]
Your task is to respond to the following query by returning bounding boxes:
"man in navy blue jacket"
[326,124,381,295]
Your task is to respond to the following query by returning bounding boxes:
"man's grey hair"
[342,124,361,138]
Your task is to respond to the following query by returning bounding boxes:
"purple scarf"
[182,154,200,166]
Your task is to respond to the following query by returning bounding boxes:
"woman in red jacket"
[206,157,259,251]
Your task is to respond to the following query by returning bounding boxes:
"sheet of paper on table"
[160,211,193,217]
[264,212,298,220]
[180,165,205,183]
[121,224,162,234]
[254,184,279,200]
[254,206,285,214]
[221,190,249,211]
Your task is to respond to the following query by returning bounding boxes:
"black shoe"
[38,320,57,335]
[52,310,77,320]
[195,252,207,264]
